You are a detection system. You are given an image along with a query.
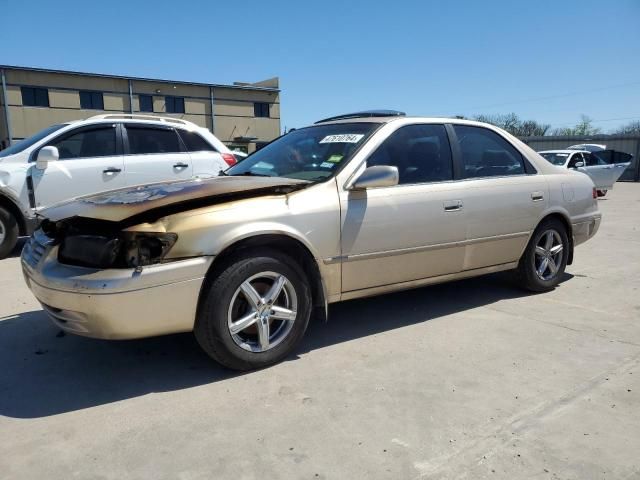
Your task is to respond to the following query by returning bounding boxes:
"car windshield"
[225,123,378,181]
[0,124,67,158]
[540,152,570,166]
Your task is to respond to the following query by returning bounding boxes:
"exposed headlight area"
[40,219,178,269]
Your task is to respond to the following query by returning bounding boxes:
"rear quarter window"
[177,130,217,152]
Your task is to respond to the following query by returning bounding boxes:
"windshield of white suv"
[0,124,67,158]
[539,152,570,166]
[226,123,378,181]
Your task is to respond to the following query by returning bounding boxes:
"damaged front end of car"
[30,217,177,270]
[28,176,310,271]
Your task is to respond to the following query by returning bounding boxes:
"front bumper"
[22,235,213,339]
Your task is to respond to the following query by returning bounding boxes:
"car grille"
[22,229,54,268]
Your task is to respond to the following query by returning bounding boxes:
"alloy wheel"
[534,229,564,281]
[0,218,5,244]
[227,271,298,352]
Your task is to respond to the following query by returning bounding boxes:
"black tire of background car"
[597,189,607,197]
[516,218,569,293]
[0,207,19,259]
[194,248,312,371]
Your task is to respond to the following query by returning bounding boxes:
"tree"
[552,115,601,136]
[472,113,550,136]
[615,120,640,134]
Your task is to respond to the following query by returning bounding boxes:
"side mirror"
[573,161,585,168]
[351,165,399,190]
[36,146,59,170]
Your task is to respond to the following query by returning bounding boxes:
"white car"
[0,114,235,258]
[567,144,607,152]
[538,149,631,195]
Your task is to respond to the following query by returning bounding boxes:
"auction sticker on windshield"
[319,134,365,144]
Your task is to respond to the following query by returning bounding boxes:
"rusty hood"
[41,176,310,223]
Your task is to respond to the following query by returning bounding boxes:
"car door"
[31,123,125,208]
[175,128,227,178]
[339,123,467,293]
[122,124,193,186]
[449,124,547,271]
[579,152,614,189]
[591,150,633,183]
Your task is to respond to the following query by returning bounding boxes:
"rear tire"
[194,248,312,371]
[597,189,607,197]
[0,207,19,259]
[516,218,569,292]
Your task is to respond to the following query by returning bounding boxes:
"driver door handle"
[103,167,122,174]
[443,200,463,212]
[173,162,189,169]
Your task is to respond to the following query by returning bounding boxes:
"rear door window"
[125,125,182,155]
[591,150,633,165]
[453,125,525,178]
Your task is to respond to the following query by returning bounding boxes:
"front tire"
[516,218,569,292]
[195,249,312,370]
[0,207,19,259]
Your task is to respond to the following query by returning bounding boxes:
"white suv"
[0,114,235,258]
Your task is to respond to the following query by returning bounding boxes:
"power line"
[552,115,640,127]
[462,81,640,111]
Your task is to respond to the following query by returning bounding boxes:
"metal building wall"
[521,134,640,182]
[0,66,281,153]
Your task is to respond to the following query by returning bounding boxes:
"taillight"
[222,153,237,167]
[593,187,597,199]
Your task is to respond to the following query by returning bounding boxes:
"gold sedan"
[22,112,601,370]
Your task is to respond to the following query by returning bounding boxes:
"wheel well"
[539,213,574,265]
[203,234,327,319]
[0,194,27,236]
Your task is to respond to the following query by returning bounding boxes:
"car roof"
[315,116,502,128]
[538,149,586,154]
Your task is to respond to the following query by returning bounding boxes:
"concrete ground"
[0,184,639,480]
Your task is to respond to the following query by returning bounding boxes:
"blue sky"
[1,0,639,132]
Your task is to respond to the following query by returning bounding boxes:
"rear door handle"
[531,191,544,202]
[103,167,122,174]
[443,200,463,212]
[173,162,189,169]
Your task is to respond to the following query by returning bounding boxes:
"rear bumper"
[572,214,601,247]
[22,247,213,339]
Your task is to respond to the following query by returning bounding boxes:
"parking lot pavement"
[0,185,638,480]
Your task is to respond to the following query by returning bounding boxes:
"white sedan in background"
[538,149,631,196]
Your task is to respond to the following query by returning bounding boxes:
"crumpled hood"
[41,176,309,223]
